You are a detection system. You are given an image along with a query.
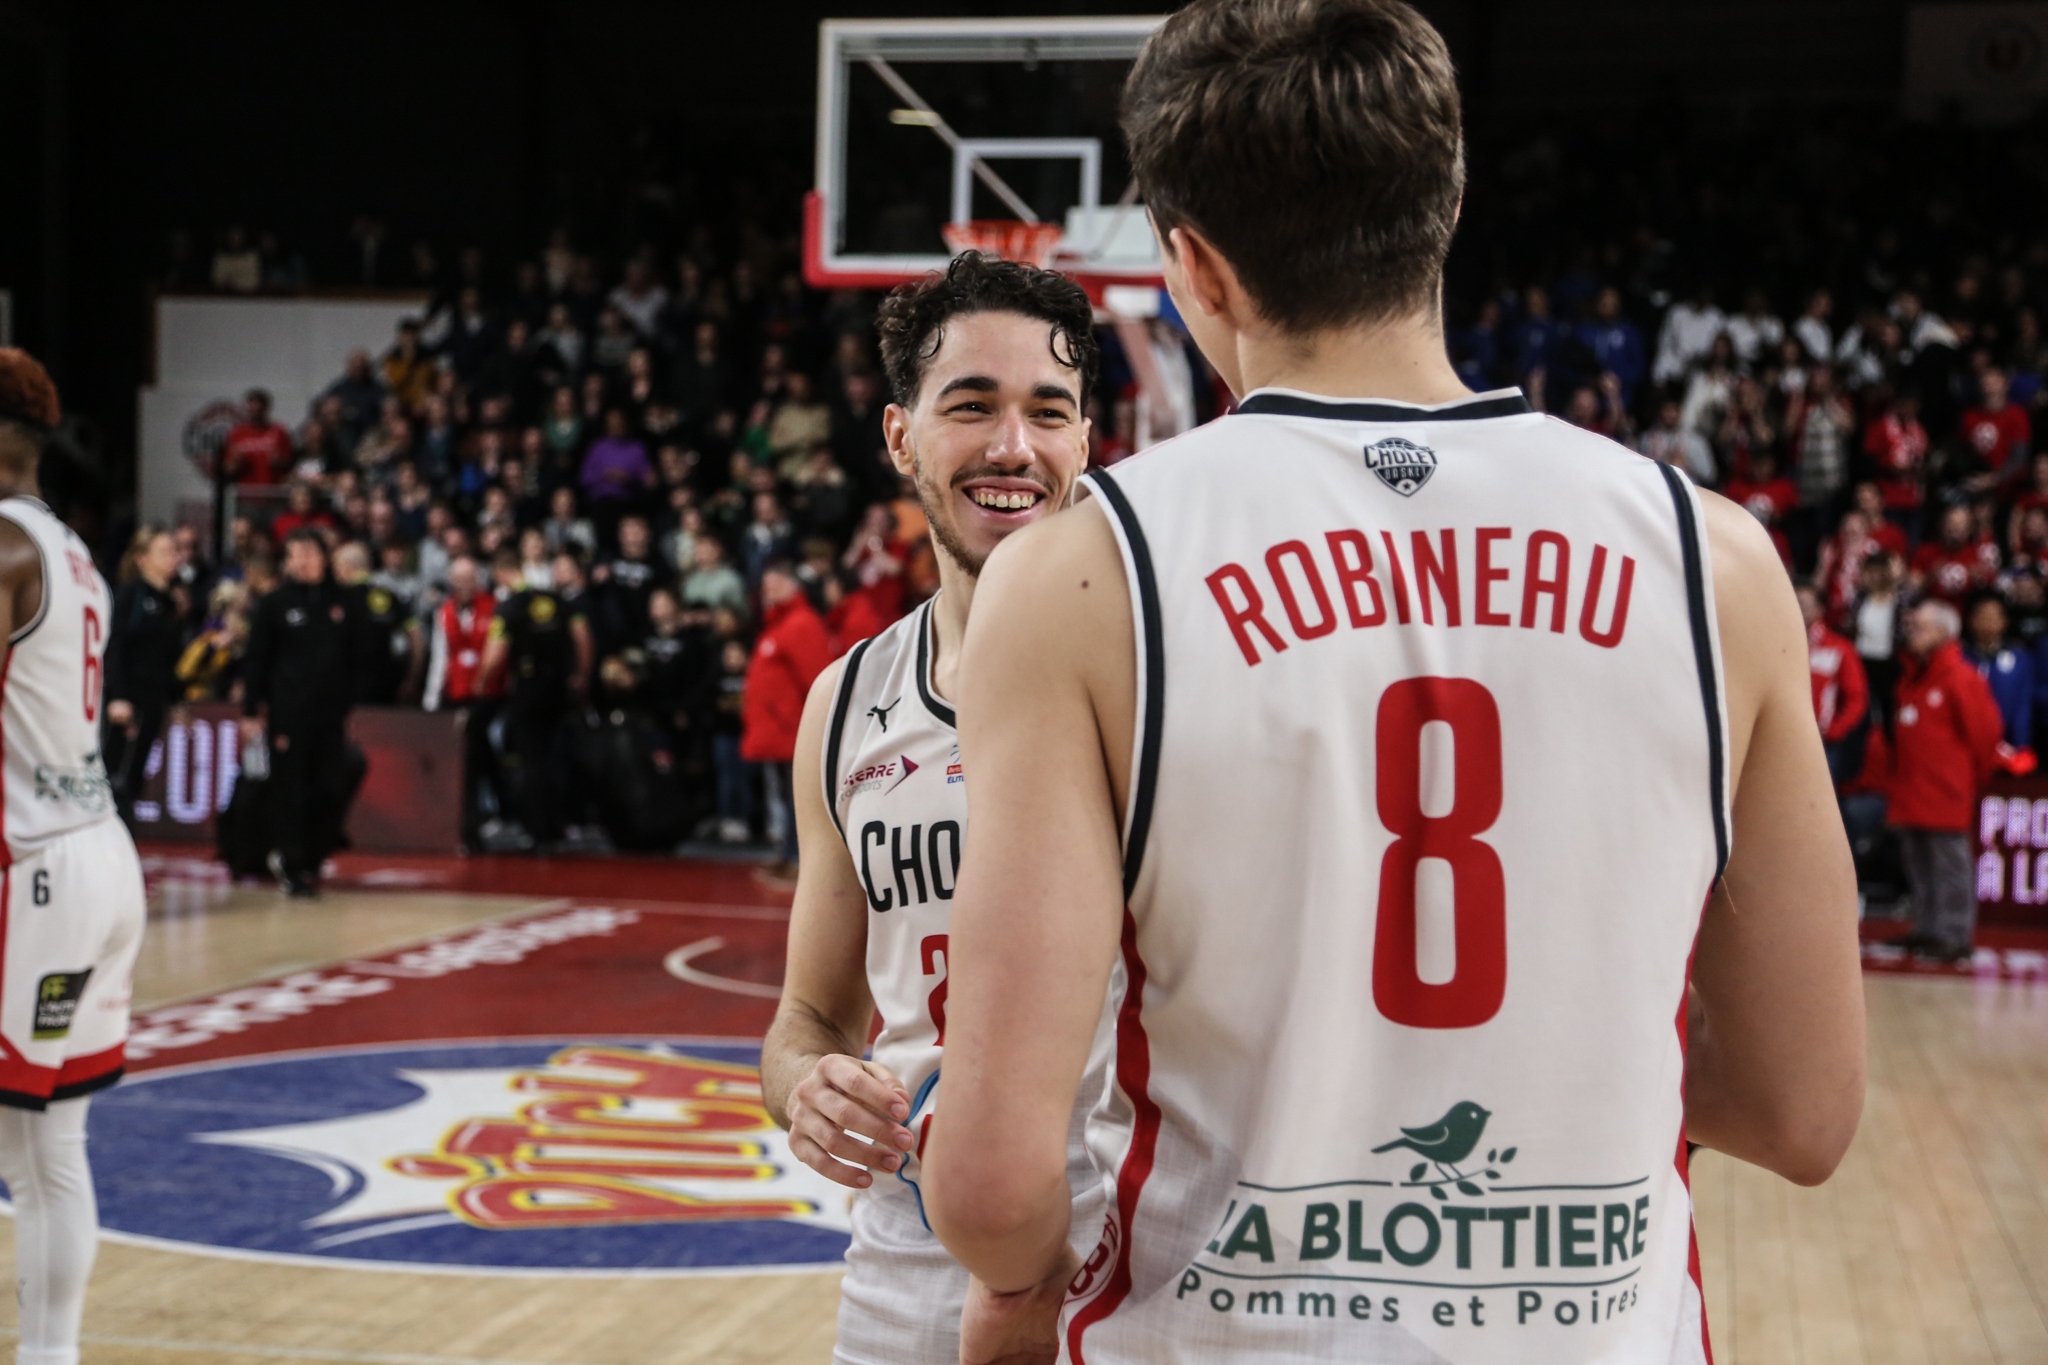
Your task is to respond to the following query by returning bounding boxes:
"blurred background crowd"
[86,114,2048,912]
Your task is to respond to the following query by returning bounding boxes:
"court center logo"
[86,1040,854,1274]
[1364,436,1437,497]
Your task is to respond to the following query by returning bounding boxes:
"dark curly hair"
[874,252,1099,410]
[0,348,60,431]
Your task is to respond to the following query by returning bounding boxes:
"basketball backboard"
[805,16,1169,314]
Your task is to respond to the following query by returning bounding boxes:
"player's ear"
[882,403,917,479]
[1167,225,1238,324]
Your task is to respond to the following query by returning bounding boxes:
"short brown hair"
[1122,0,1464,333]
[875,252,1099,409]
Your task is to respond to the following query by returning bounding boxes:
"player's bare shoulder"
[978,482,1132,666]
[1696,484,1807,768]
[969,482,1137,798]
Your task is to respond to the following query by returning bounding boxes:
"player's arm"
[401,618,427,704]
[0,518,32,653]
[923,505,1131,1291]
[1685,491,1865,1185]
[238,589,275,742]
[479,615,509,691]
[568,615,593,698]
[760,656,915,1189]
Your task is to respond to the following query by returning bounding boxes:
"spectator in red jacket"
[1722,448,1798,566]
[269,480,334,544]
[1887,599,2004,962]
[1910,502,2000,604]
[1798,584,1869,786]
[823,570,886,656]
[1965,367,2030,484]
[222,388,295,487]
[1864,392,1929,527]
[741,560,832,879]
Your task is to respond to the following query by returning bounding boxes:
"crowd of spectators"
[132,218,1223,862]
[130,121,2048,916]
[1445,247,2048,959]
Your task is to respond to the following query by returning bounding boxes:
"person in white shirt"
[1643,398,1719,485]
[1794,288,1835,364]
[1653,282,1726,386]
[1723,287,1786,368]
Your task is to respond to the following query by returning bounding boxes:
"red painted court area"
[134,848,795,1073]
[132,846,2048,1066]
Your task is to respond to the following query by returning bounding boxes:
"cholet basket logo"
[88,1040,854,1274]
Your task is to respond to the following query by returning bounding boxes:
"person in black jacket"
[480,560,591,850]
[334,540,422,705]
[103,527,186,825]
[238,530,366,897]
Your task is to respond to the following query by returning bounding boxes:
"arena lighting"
[888,108,942,126]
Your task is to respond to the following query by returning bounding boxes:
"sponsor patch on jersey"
[946,742,964,785]
[1363,436,1437,497]
[34,752,113,811]
[32,969,92,1039]
[843,754,918,797]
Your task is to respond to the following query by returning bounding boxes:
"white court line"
[0,1327,614,1365]
[664,937,785,999]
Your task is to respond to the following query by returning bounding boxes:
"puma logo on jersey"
[1364,436,1437,496]
[868,698,901,732]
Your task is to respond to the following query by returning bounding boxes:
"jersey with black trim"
[0,496,116,862]
[823,597,1112,1364]
[1061,389,1727,1365]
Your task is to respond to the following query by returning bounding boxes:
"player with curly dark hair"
[0,348,62,434]
[759,252,1108,1365]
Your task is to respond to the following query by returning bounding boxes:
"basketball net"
[941,220,1066,269]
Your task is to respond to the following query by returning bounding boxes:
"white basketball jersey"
[825,601,1112,1365]
[0,497,116,863]
[826,598,1111,1217]
[1061,389,1726,1365]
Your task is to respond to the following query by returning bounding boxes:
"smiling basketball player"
[921,3,1866,1364]
[760,254,1110,1365]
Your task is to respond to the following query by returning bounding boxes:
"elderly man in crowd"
[1887,599,2003,963]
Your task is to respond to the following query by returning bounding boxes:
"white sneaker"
[719,818,750,844]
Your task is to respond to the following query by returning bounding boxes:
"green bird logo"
[1374,1101,1516,1200]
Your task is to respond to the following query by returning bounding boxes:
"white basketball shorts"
[0,818,144,1109]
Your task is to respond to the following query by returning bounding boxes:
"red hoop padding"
[941,219,1066,269]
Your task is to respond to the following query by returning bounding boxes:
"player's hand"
[784,1054,912,1189]
[106,699,134,729]
[959,1253,1079,1365]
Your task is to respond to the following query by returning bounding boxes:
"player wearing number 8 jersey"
[923,4,1866,1365]
[0,350,147,1365]
[761,256,1112,1365]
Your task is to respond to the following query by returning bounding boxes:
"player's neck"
[926,548,977,705]
[1228,309,1472,407]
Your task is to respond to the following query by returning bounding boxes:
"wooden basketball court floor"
[0,851,2039,1365]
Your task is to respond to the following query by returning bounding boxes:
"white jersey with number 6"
[0,495,143,1109]
[0,496,117,858]
[1062,389,1726,1365]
